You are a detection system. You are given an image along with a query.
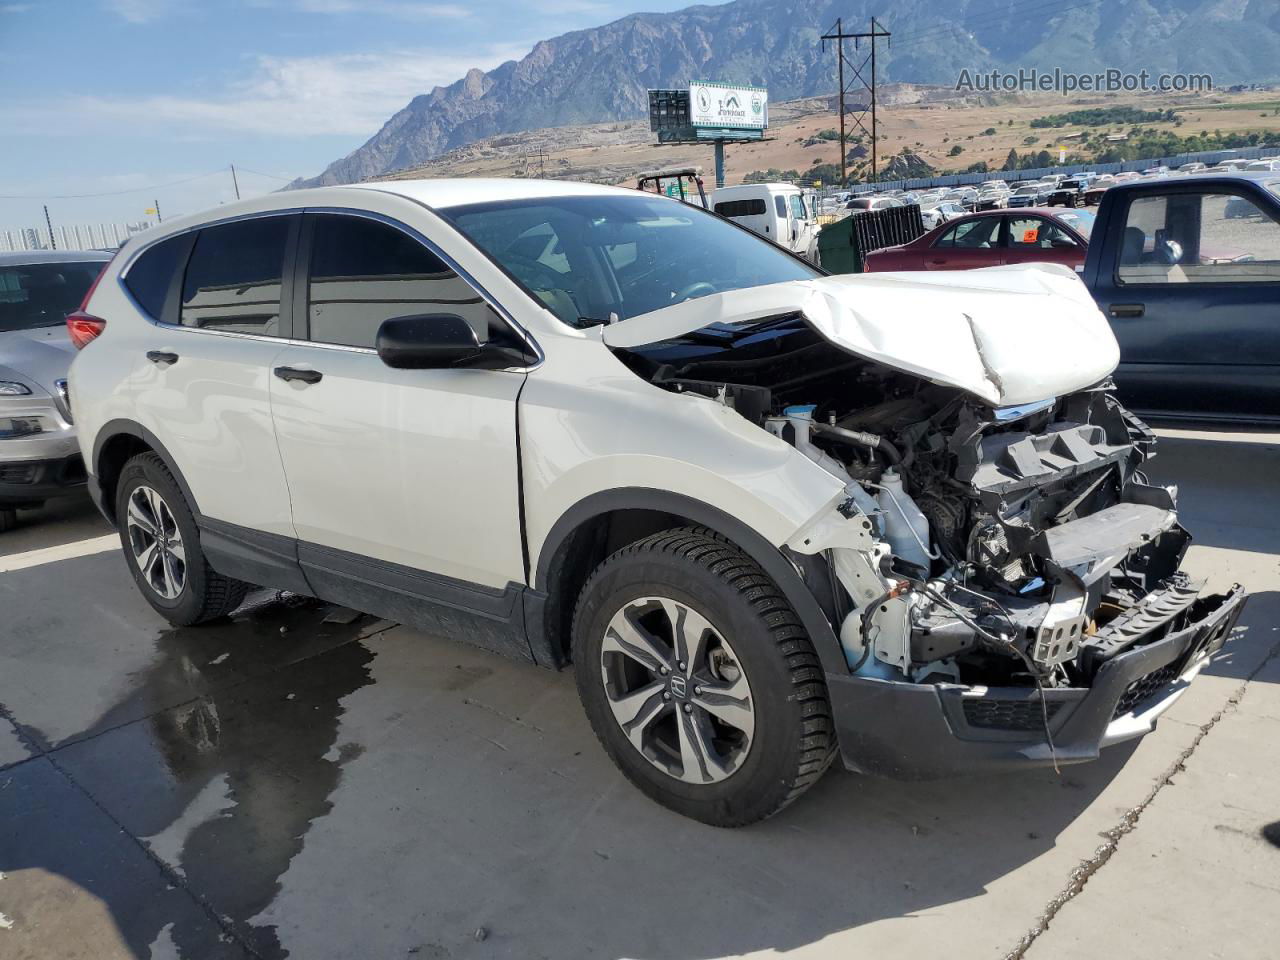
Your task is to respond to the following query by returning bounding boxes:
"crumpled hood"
[0,326,75,396]
[602,263,1119,407]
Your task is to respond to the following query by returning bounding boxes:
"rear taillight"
[66,252,118,350]
[67,312,107,349]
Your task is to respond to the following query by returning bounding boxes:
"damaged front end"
[611,302,1246,778]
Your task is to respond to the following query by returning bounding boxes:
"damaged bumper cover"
[827,583,1245,779]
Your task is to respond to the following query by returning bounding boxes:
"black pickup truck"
[1082,172,1280,423]
[1048,176,1091,207]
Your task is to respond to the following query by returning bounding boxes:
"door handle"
[1108,303,1145,318]
[274,366,323,385]
[146,350,179,365]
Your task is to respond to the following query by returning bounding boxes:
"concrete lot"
[1,427,1277,960]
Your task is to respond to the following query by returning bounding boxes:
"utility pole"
[230,164,241,200]
[821,17,891,185]
[43,205,56,250]
[154,200,162,223]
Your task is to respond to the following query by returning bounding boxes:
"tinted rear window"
[123,234,189,321]
[180,217,291,335]
[714,199,767,218]
[0,261,105,332]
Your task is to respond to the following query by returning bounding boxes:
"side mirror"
[376,314,481,369]
[376,313,532,370]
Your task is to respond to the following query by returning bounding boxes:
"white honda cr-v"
[69,179,1243,825]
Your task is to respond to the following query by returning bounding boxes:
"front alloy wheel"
[601,596,754,784]
[126,484,186,599]
[573,528,837,826]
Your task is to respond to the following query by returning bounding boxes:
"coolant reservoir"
[783,405,850,482]
[876,468,932,572]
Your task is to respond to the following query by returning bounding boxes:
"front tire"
[572,528,836,826]
[115,452,250,626]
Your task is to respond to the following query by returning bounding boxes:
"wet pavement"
[1,428,1278,960]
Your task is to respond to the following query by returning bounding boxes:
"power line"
[232,166,296,182]
[0,162,297,201]
[822,17,891,185]
[0,169,229,201]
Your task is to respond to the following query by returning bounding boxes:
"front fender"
[520,335,852,673]
[520,336,846,577]
[533,486,850,676]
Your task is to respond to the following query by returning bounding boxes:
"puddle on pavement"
[55,592,380,959]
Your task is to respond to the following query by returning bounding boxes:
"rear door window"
[1006,216,1078,249]
[180,217,293,335]
[306,214,504,349]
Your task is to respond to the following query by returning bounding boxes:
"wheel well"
[95,433,153,525]
[540,508,697,666]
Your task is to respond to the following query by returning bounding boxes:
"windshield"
[1015,186,1039,195]
[0,260,104,333]
[1055,209,1096,240]
[439,194,820,327]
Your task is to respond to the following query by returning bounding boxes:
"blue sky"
[0,0,693,231]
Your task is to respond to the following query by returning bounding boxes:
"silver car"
[0,249,112,530]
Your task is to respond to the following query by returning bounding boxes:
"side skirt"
[197,517,537,663]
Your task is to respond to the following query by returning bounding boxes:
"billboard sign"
[689,82,768,131]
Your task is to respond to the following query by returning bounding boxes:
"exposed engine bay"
[614,313,1231,698]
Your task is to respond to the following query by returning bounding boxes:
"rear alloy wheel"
[115,452,250,625]
[573,527,836,826]
[126,484,186,600]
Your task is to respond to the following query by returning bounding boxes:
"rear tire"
[572,527,836,827]
[115,452,250,626]
[0,508,15,533]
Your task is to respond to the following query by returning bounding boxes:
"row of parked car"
[830,155,1280,230]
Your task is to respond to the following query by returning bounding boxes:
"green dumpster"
[817,216,863,274]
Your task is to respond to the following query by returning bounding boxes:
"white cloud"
[1,4,34,13]
[1,43,531,139]
[103,0,180,23]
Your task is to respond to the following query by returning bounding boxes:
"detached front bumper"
[828,584,1246,779]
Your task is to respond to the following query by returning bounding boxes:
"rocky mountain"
[292,0,1280,188]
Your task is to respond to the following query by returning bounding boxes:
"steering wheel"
[672,281,717,304]
[504,253,570,293]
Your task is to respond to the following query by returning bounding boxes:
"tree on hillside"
[1003,148,1019,171]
